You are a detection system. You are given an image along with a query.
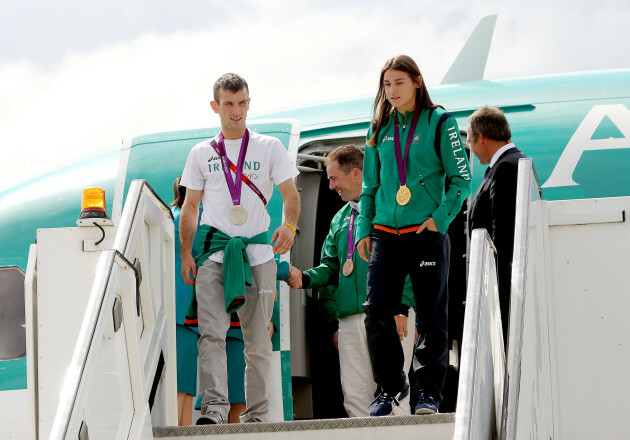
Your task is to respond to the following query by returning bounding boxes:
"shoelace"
[370,392,401,407]
[418,395,437,408]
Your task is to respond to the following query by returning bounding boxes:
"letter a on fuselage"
[543,104,630,188]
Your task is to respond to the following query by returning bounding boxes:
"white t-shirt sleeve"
[180,145,206,190]
[268,138,299,184]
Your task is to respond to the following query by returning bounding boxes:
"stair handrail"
[49,179,175,439]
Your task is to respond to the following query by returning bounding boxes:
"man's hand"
[416,217,439,234]
[275,178,300,255]
[267,322,275,338]
[286,265,303,289]
[395,315,408,341]
[181,252,197,285]
[332,331,339,350]
[179,188,202,285]
[271,224,295,255]
[357,236,371,262]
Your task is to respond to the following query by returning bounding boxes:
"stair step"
[153,413,455,440]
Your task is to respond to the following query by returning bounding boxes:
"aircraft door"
[0,266,29,440]
[0,266,26,362]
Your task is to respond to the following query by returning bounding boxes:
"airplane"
[1,14,630,439]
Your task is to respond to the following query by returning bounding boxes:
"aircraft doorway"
[290,137,364,419]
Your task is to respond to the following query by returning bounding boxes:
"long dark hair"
[171,176,186,208]
[367,55,440,147]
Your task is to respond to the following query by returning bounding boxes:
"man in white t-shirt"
[180,73,300,424]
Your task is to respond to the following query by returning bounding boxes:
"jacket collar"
[489,143,516,168]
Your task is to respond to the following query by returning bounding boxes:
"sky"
[1,0,629,191]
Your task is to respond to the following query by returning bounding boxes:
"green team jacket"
[357,107,472,240]
[303,203,414,331]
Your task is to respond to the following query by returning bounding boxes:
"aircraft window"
[0,266,26,360]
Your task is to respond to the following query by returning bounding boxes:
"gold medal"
[342,259,354,277]
[396,185,412,206]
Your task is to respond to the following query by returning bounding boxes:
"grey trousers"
[196,258,276,422]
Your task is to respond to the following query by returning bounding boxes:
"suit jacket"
[469,147,526,341]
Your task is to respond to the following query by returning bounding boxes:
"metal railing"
[454,228,505,440]
[455,158,543,440]
[500,159,554,440]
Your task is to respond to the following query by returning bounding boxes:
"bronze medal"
[342,258,354,276]
[396,185,412,206]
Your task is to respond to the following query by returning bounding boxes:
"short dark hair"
[213,73,249,103]
[468,105,511,143]
[325,145,364,173]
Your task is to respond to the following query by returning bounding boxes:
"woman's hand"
[416,217,438,234]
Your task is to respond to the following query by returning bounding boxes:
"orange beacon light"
[78,188,110,221]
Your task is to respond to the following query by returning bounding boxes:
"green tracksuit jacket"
[184,226,270,326]
[303,203,414,331]
[357,107,471,240]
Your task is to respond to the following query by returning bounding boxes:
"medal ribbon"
[393,110,421,187]
[347,209,356,260]
[218,131,247,206]
[210,131,268,206]
[226,163,268,206]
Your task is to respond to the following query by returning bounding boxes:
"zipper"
[448,190,462,217]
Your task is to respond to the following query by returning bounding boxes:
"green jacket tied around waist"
[184,225,270,326]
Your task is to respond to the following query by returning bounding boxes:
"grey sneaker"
[196,411,227,425]
[240,414,264,423]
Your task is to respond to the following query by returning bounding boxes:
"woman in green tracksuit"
[356,55,471,416]
[302,201,415,417]
[290,145,416,416]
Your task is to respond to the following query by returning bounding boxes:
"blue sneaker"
[414,393,438,415]
[369,382,409,417]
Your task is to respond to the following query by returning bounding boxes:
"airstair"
[34,171,519,439]
[27,180,178,440]
[27,158,630,439]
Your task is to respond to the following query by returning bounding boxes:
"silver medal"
[228,205,248,225]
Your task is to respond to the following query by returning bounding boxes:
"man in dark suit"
[467,106,526,344]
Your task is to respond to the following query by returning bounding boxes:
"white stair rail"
[500,158,537,439]
[50,180,177,440]
[455,158,549,440]
[454,228,505,440]
[500,159,555,440]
